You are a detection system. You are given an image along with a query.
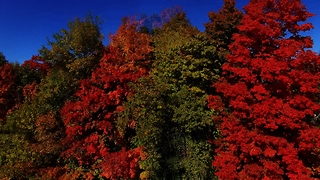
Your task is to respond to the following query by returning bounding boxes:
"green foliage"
[0,133,33,178]
[7,69,75,130]
[39,13,104,78]
[0,14,103,179]
[118,12,221,179]
[0,69,75,179]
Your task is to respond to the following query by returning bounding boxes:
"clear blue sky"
[0,0,319,63]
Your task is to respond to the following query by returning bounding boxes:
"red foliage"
[0,63,16,121]
[99,147,142,179]
[204,0,243,51]
[22,81,38,101]
[60,19,152,179]
[209,0,320,179]
[22,55,50,75]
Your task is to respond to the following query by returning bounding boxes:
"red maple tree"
[208,0,320,179]
[60,18,152,179]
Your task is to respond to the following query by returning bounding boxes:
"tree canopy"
[0,0,319,179]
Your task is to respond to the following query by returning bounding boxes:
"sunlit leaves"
[60,18,152,179]
[209,0,320,179]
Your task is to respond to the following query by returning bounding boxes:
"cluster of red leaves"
[22,55,50,75]
[60,20,152,179]
[0,64,16,121]
[22,82,38,101]
[209,0,320,179]
[99,147,143,179]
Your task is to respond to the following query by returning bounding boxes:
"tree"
[60,18,152,179]
[118,12,221,179]
[0,53,18,122]
[0,68,73,179]
[0,56,52,179]
[0,15,105,178]
[208,0,320,179]
[39,14,104,79]
[0,52,7,66]
[204,0,243,61]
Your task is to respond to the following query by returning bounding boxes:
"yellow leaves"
[140,170,151,179]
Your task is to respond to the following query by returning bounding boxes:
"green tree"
[39,14,104,79]
[0,69,74,179]
[0,14,103,178]
[118,13,221,179]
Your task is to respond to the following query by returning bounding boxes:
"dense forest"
[0,0,320,179]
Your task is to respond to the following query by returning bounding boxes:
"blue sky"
[0,0,319,63]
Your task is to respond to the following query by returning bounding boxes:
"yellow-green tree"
[118,12,220,179]
[0,14,104,179]
[39,14,104,79]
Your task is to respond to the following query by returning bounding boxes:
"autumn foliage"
[208,0,320,179]
[60,19,152,179]
[1,1,320,179]
[0,63,16,121]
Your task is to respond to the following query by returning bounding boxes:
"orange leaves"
[110,18,152,64]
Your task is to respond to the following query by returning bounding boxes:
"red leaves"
[60,19,152,178]
[100,147,143,180]
[264,147,276,158]
[22,55,50,75]
[22,81,38,101]
[0,63,16,121]
[205,0,243,52]
[110,18,152,64]
[209,0,320,179]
